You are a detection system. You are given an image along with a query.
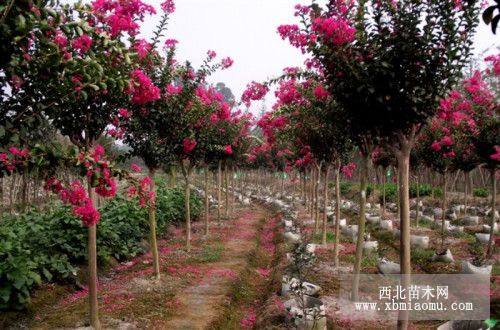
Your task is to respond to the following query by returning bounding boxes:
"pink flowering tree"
[2,0,157,327]
[279,3,480,323]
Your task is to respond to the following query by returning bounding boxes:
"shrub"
[0,187,202,310]
[378,183,397,203]
[432,187,443,198]
[156,186,202,230]
[339,182,353,195]
[409,183,432,198]
[473,188,489,198]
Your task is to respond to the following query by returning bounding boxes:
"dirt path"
[161,206,269,330]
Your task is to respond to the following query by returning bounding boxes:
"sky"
[135,0,499,113]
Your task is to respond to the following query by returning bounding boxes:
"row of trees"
[240,1,497,329]
[0,0,253,327]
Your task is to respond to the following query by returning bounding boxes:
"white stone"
[377,258,400,274]
[285,296,327,330]
[482,222,499,234]
[410,235,430,249]
[461,261,492,275]
[363,241,378,253]
[462,216,479,226]
[475,233,490,244]
[284,232,301,244]
[366,215,381,225]
[380,220,393,231]
[306,243,316,254]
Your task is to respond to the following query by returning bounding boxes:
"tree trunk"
[0,178,3,221]
[486,168,497,259]
[224,162,229,218]
[351,153,369,301]
[441,172,447,250]
[321,165,330,245]
[382,169,386,220]
[333,162,341,266]
[396,146,411,330]
[87,179,101,330]
[314,163,322,234]
[182,162,192,252]
[464,171,469,217]
[217,160,222,223]
[204,165,210,236]
[415,172,420,228]
[148,168,161,280]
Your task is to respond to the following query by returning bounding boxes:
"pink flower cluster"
[79,145,117,198]
[91,0,156,37]
[108,108,130,138]
[240,307,256,329]
[221,57,234,69]
[126,175,155,207]
[312,16,355,46]
[313,85,329,100]
[129,69,161,104]
[71,35,92,54]
[341,162,356,178]
[241,81,269,107]
[183,138,197,154]
[161,0,175,13]
[134,39,152,60]
[277,24,314,52]
[45,179,100,227]
[0,147,30,172]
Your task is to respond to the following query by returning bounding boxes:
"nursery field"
[0,0,498,329]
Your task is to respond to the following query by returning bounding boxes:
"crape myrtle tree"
[469,57,499,259]
[418,119,456,249]
[154,51,233,251]
[116,2,176,280]
[280,2,479,326]
[372,145,396,220]
[10,0,158,327]
[200,101,253,234]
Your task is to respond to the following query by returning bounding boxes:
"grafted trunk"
[351,153,369,301]
[415,172,420,228]
[486,168,497,259]
[87,179,101,330]
[333,162,341,266]
[204,165,210,236]
[382,168,386,220]
[321,165,330,245]
[224,162,229,218]
[396,146,411,330]
[217,160,222,223]
[464,171,469,217]
[440,172,448,250]
[148,169,161,280]
[314,163,322,234]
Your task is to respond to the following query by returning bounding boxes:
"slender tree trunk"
[0,178,3,221]
[148,168,160,280]
[416,172,420,228]
[322,165,330,245]
[464,171,469,217]
[441,172,447,250]
[352,153,369,301]
[333,161,341,266]
[224,162,229,218]
[396,146,411,330]
[314,163,322,234]
[382,169,386,220]
[182,162,192,252]
[310,168,315,216]
[21,173,28,211]
[87,179,101,330]
[486,168,497,259]
[217,160,222,223]
[204,165,210,236]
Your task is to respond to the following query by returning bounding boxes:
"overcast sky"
[136,0,498,113]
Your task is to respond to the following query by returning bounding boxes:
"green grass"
[196,242,224,263]
[411,248,434,266]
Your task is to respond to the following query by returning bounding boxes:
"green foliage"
[378,183,397,203]
[432,187,443,198]
[473,188,489,198]
[411,248,434,265]
[156,186,202,230]
[409,183,432,198]
[0,187,202,310]
[339,182,353,195]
